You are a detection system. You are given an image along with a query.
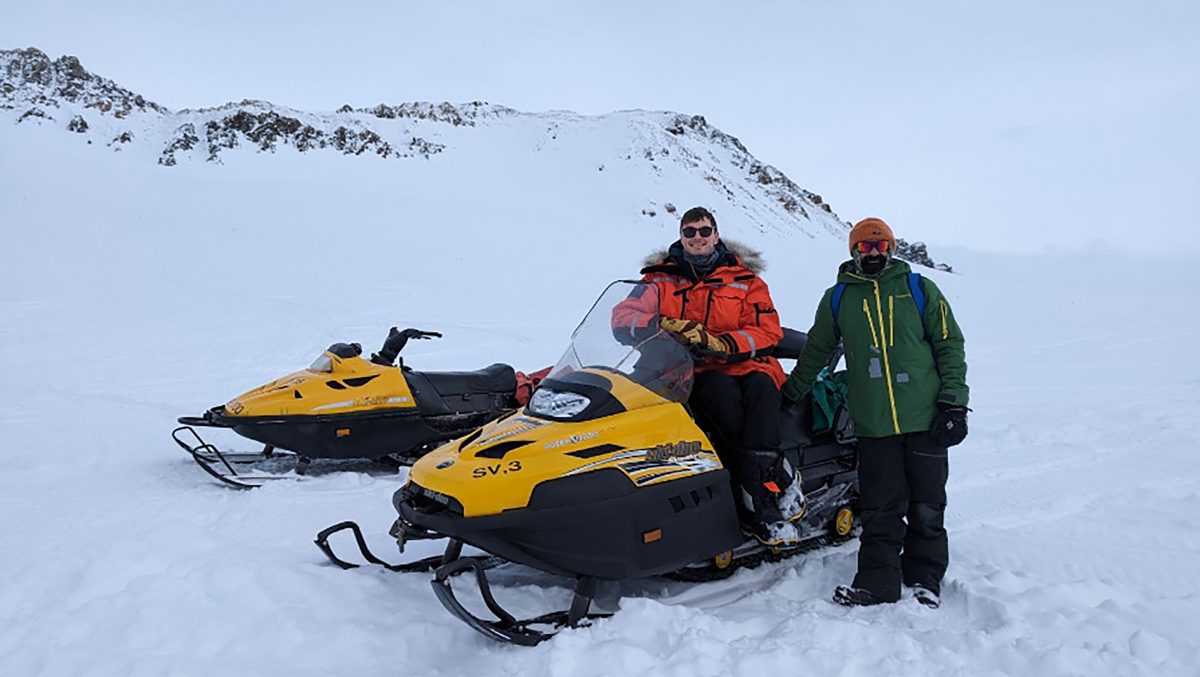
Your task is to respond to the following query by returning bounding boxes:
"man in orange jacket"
[617,207,805,547]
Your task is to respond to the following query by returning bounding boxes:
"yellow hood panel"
[410,370,722,518]
[225,351,416,417]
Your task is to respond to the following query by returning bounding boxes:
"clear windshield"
[542,280,693,405]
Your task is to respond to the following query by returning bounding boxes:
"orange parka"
[614,240,786,387]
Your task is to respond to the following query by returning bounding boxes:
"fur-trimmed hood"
[641,238,766,274]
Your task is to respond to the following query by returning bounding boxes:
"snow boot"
[742,450,805,521]
[912,584,941,609]
[743,516,801,549]
[736,451,806,549]
[833,585,888,607]
[776,459,806,523]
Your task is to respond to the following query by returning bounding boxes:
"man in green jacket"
[782,217,969,609]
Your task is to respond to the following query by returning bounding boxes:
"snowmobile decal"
[471,460,523,478]
[645,440,702,462]
[632,468,691,485]
[561,450,648,477]
[620,452,719,483]
[543,431,600,450]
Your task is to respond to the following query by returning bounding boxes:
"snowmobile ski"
[314,521,449,573]
[172,425,296,489]
[314,522,507,577]
[431,549,612,646]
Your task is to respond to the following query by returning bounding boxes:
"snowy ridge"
[1,47,846,242]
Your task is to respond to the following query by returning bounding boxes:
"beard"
[859,254,888,276]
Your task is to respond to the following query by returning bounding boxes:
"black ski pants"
[852,431,949,601]
[689,370,782,520]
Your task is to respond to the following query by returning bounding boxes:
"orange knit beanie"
[848,217,896,253]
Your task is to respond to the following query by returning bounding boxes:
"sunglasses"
[855,240,891,254]
[681,226,715,238]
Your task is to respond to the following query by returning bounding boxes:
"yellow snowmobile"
[315,282,859,644]
[174,328,525,488]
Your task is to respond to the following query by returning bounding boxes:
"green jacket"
[782,260,968,438]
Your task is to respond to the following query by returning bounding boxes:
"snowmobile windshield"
[539,281,694,408]
[308,354,334,373]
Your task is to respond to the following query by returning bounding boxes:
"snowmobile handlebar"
[397,328,442,340]
[370,327,442,366]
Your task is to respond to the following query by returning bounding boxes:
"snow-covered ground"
[2,110,1199,676]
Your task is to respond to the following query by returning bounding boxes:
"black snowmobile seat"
[418,364,517,397]
[774,328,807,361]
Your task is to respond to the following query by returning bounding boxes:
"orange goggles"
[855,240,891,255]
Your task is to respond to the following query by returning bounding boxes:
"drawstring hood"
[641,239,765,281]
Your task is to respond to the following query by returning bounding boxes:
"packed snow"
[2,95,1199,677]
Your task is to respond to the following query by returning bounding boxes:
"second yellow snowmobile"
[174,327,528,488]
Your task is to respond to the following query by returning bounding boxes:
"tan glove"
[659,317,728,353]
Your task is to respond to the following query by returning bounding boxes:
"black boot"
[740,450,801,548]
[911,584,941,609]
[833,585,888,607]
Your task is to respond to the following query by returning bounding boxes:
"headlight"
[308,355,333,373]
[528,389,591,418]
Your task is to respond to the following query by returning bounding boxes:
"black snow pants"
[689,370,783,522]
[852,431,949,601]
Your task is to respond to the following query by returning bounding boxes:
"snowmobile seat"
[416,364,517,398]
[774,328,807,361]
[798,440,849,466]
[779,398,814,450]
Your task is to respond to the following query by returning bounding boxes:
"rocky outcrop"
[663,113,835,227]
[895,239,953,273]
[16,106,51,123]
[158,123,199,166]
[348,101,515,126]
[1,47,167,116]
[192,109,445,163]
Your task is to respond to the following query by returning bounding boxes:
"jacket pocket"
[708,289,748,332]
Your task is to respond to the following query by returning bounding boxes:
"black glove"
[930,403,969,447]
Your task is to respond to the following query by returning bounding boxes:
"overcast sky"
[4,1,1197,253]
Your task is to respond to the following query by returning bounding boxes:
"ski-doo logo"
[544,431,599,449]
[227,400,245,415]
[646,440,702,462]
